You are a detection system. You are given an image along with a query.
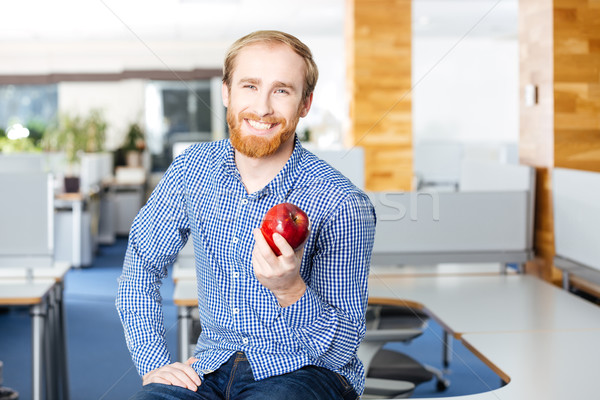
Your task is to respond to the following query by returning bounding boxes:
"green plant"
[41,109,108,164]
[42,113,86,164]
[0,137,40,153]
[121,122,146,152]
[84,109,107,153]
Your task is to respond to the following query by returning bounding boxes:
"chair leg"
[443,331,452,369]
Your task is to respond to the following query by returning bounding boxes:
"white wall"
[413,36,519,144]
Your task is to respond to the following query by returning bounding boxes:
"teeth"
[247,119,275,130]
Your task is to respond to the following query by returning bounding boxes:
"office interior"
[1,0,599,399]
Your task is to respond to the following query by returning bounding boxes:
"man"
[117,30,376,400]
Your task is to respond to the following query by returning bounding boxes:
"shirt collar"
[219,136,305,201]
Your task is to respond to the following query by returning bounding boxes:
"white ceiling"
[1,0,517,43]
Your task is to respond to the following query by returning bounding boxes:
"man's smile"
[245,119,279,131]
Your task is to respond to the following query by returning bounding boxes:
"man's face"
[222,42,313,158]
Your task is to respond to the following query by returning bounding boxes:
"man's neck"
[234,136,295,194]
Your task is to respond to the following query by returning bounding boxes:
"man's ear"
[222,82,230,108]
[299,92,313,118]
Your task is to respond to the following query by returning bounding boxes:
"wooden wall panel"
[346,0,412,191]
[519,0,559,282]
[554,0,600,172]
[520,0,600,283]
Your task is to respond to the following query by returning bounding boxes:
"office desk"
[458,330,600,400]
[173,275,600,399]
[0,262,71,281]
[0,280,54,400]
[368,274,600,338]
[0,263,71,400]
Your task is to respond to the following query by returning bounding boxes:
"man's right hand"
[142,357,201,391]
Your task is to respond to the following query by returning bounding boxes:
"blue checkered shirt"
[116,138,376,394]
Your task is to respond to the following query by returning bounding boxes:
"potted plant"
[41,110,108,193]
[120,122,146,167]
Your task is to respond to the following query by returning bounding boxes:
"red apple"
[260,202,310,256]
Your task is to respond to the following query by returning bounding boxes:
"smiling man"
[117,31,376,400]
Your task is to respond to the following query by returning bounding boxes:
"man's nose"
[251,91,273,118]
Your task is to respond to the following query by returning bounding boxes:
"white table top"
[0,262,71,282]
[173,274,600,400]
[368,274,600,337]
[0,279,55,305]
[451,330,600,400]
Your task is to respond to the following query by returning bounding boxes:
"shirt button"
[232,272,239,278]
[233,308,239,314]
[232,237,238,244]
[241,199,248,205]
[242,338,249,344]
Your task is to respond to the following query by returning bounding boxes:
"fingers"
[253,228,273,257]
[186,357,199,366]
[143,362,201,391]
[272,233,295,258]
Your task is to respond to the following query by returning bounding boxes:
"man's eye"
[275,89,289,94]
[244,85,257,90]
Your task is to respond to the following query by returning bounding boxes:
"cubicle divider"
[369,161,535,268]
[0,172,55,268]
[553,168,600,294]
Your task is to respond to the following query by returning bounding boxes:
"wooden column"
[346,0,412,191]
[519,0,600,282]
[554,0,600,171]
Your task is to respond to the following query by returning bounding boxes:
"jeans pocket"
[332,372,352,391]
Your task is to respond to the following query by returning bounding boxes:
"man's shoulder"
[177,139,229,170]
[183,139,228,159]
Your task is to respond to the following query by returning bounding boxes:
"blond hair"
[223,30,318,101]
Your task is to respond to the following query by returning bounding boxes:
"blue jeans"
[130,352,358,400]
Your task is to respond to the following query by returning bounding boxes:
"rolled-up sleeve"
[281,192,376,370]
[115,155,189,376]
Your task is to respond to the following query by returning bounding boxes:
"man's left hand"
[252,228,307,307]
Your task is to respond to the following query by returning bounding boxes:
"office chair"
[361,304,450,398]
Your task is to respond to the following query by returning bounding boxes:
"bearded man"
[117,30,376,400]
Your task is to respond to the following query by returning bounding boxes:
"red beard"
[228,110,299,158]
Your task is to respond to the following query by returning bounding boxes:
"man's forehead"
[232,42,306,82]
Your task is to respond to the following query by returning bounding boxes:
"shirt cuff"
[280,286,324,329]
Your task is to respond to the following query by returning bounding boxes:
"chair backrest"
[309,147,365,190]
[459,160,536,250]
[553,168,600,272]
[414,141,463,186]
[0,172,54,267]
[459,160,534,192]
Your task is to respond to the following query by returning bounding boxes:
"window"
[0,84,58,140]
[145,78,226,171]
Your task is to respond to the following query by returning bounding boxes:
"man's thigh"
[234,365,359,400]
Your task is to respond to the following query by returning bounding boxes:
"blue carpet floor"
[0,239,501,399]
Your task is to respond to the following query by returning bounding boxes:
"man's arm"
[115,155,199,389]
[254,193,376,370]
